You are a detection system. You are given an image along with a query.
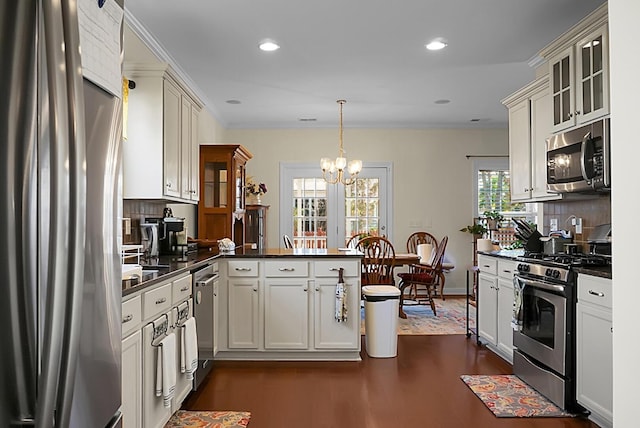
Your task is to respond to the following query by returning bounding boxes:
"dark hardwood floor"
[184,335,599,428]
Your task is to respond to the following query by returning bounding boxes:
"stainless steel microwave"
[546,118,610,193]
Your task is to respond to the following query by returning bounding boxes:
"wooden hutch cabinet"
[245,204,269,250]
[198,145,252,246]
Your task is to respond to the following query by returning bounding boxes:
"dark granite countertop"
[574,265,612,279]
[477,249,525,260]
[122,247,363,297]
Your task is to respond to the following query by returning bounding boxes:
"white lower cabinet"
[122,272,193,428]
[314,279,360,349]
[221,257,361,359]
[577,273,612,428]
[228,278,260,349]
[122,329,142,428]
[477,254,516,363]
[264,279,310,349]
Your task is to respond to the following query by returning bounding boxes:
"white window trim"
[471,157,509,218]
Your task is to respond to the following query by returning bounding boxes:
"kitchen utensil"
[540,236,573,255]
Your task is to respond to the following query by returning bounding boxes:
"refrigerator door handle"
[54,0,87,426]
[36,0,86,427]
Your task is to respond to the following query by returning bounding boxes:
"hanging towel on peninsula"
[155,332,176,408]
[335,283,348,322]
[181,317,198,381]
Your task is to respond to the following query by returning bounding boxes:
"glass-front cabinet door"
[550,46,575,133]
[203,161,228,208]
[576,25,609,125]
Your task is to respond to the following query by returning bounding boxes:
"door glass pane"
[593,35,603,72]
[521,293,555,348]
[292,178,327,249]
[561,89,571,122]
[593,74,603,110]
[554,94,561,125]
[345,178,381,240]
[581,44,591,79]
[582,79,592,114]
[561,56,570,89]
[204,161,227,208]
[553,62,560,93]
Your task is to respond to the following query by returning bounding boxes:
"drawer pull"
[279,267,295,272]
[155,297,167,305]
[502,270,511,273]
[235,267,252,271]
[588,290,605,297]
[329,267,343,271]
[122,314,133,323]
[483,264,490,268]
[180,286,189,292]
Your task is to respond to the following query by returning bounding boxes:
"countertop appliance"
[192,262,220,390]
[513,251,609,412]
[546,117,610,193]
[145,216,187,256]
[1,1,124,426]
[588,223,612,257]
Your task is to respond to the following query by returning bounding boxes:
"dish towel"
[155,333,176,408]
[181,317,198,380]
[512,276,526,331]
[335,282,348,322]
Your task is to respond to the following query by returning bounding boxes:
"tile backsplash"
[122,200,166,244]
[542,193,611,252]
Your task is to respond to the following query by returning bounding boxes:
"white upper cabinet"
[541,5,609,133]
[123,64,202,203]
[503,77,560,202]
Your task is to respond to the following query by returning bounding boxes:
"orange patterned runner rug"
[165,410,251,427]
[460,375,574,418]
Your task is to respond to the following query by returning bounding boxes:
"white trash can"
[362,285,401,358]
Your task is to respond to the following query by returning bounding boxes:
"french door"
[280,163,392,249]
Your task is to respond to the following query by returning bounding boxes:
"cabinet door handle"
[279,267,295,272]
[166,182,172,188]
[252,286,258,292]
[575,110,581,115]
[155,297,167,305]
[122,314,133,323]
[315,286,320,291]
[303,286,308,292]
[235,267,252,271]
[588,290,605,297]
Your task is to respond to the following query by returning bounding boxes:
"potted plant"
[459,223,487,240]
[483,210,504,230]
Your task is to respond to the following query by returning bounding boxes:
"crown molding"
[124,8,226,125]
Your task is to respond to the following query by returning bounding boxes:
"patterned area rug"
[165,410,251,427]
[360,297,475,335]
[460,375,574,418]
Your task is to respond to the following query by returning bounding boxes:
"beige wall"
[211,127,509,292]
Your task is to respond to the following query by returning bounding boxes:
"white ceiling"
[124,0,606,130]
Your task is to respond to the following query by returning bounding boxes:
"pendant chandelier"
[320,100,362,185]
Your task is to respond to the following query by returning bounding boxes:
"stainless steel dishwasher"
[192,261,219,390]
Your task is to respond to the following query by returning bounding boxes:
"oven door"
[513,276,567,375]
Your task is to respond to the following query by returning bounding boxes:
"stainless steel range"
[513,252,609,412]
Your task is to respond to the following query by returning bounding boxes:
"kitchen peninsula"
[123,248,363,361]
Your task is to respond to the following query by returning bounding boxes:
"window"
[473,158,537,246]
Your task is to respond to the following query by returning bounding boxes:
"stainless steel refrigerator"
[1,0,124,426]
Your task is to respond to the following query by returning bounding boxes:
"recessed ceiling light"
[426,39,447,51]
[434,99,450,105]
[259,40,280,52]
[225,99,241,104]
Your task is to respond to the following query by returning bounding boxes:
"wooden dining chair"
[397,235,448,317]
[406,232,453,300]
[283,234,294,249]
[356,236,396,286]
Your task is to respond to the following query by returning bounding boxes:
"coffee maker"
[144,215,186,256]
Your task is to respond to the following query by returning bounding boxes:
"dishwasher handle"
[196,274,218,288]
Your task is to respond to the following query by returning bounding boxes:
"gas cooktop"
[519,252,610,268]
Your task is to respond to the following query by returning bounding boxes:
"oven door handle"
[516,276,566,294]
